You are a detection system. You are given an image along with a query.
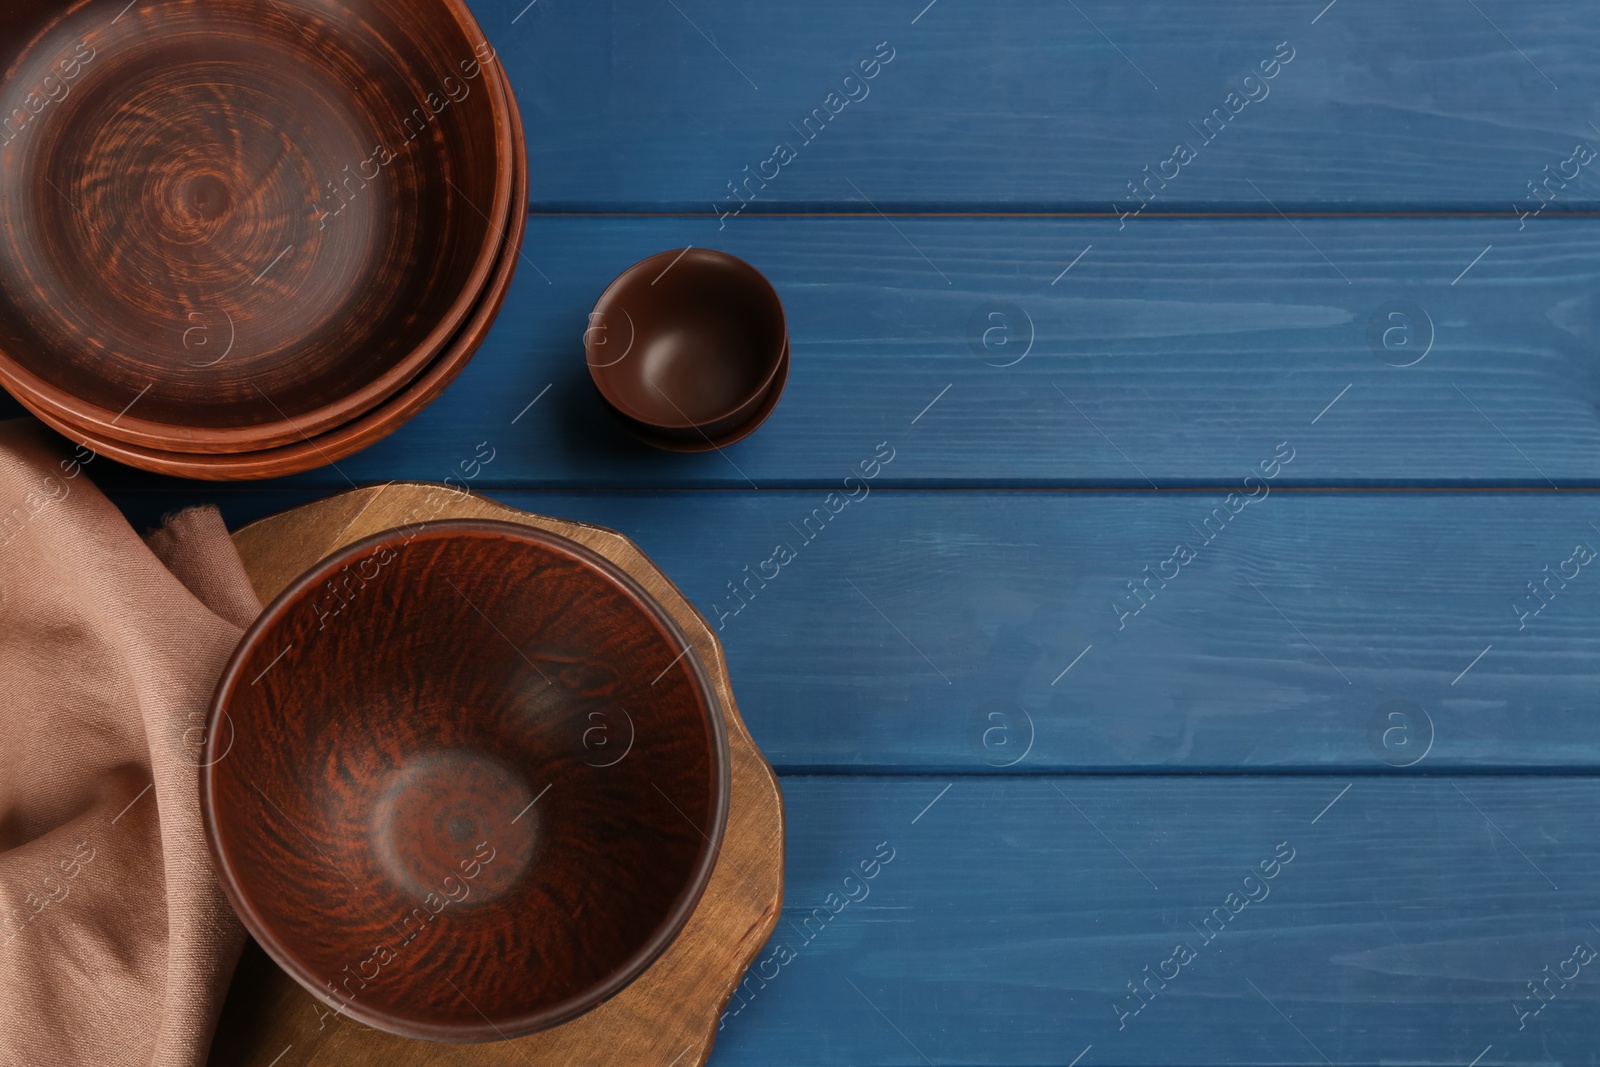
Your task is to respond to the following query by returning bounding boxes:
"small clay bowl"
[201,520,730,1041]
[0,0,513,454]
[619,338,789,453]
[586,249,787,446]
[19,64,529,481]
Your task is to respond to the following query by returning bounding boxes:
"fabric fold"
[0,420,260,1066]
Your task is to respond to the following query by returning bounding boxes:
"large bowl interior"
[202,521,729,1041]
[0,0,510,451]
[587,249,787,431]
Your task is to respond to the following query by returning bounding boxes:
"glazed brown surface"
[212,486,783,1067]
[587,249,788,443]
[13,61,528,480]
[0,0,512,453]
[202,520,730,1041]
[616,340,790,453]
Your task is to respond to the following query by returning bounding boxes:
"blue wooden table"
[31,0,1600,1062]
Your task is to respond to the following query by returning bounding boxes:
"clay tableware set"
[0,0,789,474]
[0,0,526,479]
[0,0,789,1050]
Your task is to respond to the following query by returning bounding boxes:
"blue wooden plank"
[470,0,1600,210]
[708,775,1600,1067]
[109,487,1600,772]
[54,215,1600,492]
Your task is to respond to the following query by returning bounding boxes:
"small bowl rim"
[586,248,787,431]
[200,517,732,1042]
[0,0,515,454]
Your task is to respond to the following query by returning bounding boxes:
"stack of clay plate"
[0,0,526,480]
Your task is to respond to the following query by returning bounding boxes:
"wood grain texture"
[466,489,1600,775]
[708,776,1600,1067]
[59,0,1600,1063]
[115,487,1600,774]
[210,484,784,1065]
[474,0,1600,210]
[0,0,513,452]
[55,214,1600,491]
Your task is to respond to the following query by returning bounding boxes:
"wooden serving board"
[209,483,785,1067]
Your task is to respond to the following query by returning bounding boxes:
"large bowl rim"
[0,0,515,454]
[200,517,733,1042]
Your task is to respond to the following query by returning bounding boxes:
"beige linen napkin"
[0,419,259,1065]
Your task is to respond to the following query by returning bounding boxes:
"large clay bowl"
[0,0,513,453]
[587,249,788,446]
[15,64,528,481]
[202,520,731,1041]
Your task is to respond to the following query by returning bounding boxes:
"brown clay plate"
[0,0,513,453]
[14,63,528,480]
